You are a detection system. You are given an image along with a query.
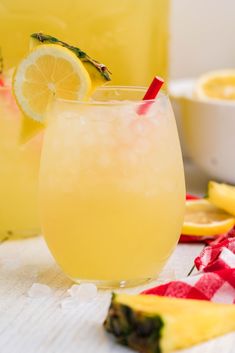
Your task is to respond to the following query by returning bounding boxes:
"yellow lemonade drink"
[0,86,41,239]
[40,87,185,287]
[0,0,169,85]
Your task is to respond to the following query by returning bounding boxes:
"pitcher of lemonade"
[0,0,170,240]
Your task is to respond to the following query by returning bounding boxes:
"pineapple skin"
[104,293,235,353]
[104,293,164,353]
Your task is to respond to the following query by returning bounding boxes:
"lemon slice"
[13,44,91,122]
[208,181,235,216]
[13,44,91,141]
[182,199,235,236]
[195,70,235,101]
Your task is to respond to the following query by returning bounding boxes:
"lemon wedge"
[182,199,235,236]
[13,44,91,124]
[208,181,235,216]
[195,70,235,101]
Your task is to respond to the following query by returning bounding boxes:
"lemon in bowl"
[169,70,235,184]
[195,70,235,101]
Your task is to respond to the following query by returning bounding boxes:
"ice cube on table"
[60,297,80,311]
[27,283,52,298]
[67,283,97,302]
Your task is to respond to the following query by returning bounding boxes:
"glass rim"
[55,85,167,106]
[0,85,167,106]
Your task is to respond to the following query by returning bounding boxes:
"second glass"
[0,86,41,240]
[39,87,185,288]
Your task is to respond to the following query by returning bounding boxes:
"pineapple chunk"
[104,293,235,353]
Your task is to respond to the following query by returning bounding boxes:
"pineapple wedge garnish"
[104,293,235,353]
[30,33,111,88]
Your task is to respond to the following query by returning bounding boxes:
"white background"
[170,0,235,79]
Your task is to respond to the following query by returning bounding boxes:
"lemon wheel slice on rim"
[13,44,92,142]
[182,199,235,236]
[195,70,235,101]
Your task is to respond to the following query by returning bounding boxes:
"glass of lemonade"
[39,86,185,288]
[0,0,169,240]
[0,86,41,240]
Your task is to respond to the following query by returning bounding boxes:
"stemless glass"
[39,86,185,288]
[0,86,41,240]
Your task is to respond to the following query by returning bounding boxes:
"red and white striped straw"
[137,76,164,115]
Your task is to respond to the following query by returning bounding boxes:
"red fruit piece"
[0,76,4,87]
[186,193,200,200]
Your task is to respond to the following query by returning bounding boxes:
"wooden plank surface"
[1,236,234,353]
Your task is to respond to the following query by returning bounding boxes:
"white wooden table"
[1,162,235,353]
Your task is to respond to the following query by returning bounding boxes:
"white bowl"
[169,79,235,184]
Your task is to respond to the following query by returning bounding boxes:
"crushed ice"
[67,283,98,301]
[27,283,52,298]
[60,283,98,311]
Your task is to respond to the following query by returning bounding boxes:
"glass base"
[71,277,153,289]
[0,228,40,242]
